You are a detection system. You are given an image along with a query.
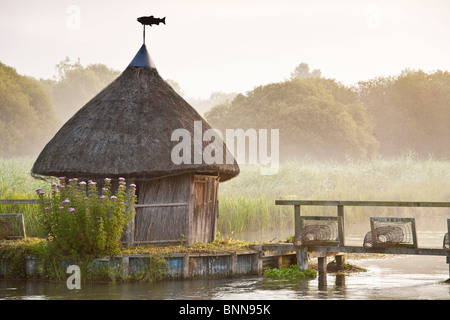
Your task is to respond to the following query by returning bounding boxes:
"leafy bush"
[36,177,136,257]
[264,265,316,279]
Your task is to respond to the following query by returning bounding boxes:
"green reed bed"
[218,156,450,236]
[0,158,54,236]
[2,156,450,239]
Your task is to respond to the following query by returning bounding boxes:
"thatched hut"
[31,43,240,245]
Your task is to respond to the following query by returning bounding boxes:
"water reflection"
[0,256,449,300]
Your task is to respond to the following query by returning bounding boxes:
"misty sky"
[1,0,450,99]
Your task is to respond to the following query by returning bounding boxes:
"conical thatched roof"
[32,45,239,182]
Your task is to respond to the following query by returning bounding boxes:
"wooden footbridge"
[269,200,450,281]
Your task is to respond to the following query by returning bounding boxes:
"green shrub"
[36,177,136,258]
[264,265,316,279]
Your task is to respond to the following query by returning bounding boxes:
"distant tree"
[0,62,60,158]
[290,62,321,79]
[357,69,450,158]
[188,91,238,116]
[40,57,120,122]
[206,78,378,161]
[165,79,184,97]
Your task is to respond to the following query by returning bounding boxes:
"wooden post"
[187,173,195,245]
[370,217,377,247]
[411,218,418,248]
[318,256,327,289]
[211,177,219,242]
[126,218,134,247]
[335,254,345,271]
[125,180,136,247]
[122,256,130,276]
[318,256,327,275]
[446,219,450,249]
[294,205,301,243]
[230,253,237,276]
[252,252,263,275]
[274,256,283,269]
[18,214,26,239]
[447,256,450,280]
[183,254,190,278]
[337,205,344,245]
[296,249,308,270]
[335,274,345,287]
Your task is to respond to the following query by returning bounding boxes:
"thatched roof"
[32,45,239,182]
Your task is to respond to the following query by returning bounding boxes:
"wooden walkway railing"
[275,200,450,207]
[0,199,187,244]
[0,199,187,207]
[274,200,450,278]
[0,199,40,205]
[275,200,450,249]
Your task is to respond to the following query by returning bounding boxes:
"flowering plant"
[36,177,136,257]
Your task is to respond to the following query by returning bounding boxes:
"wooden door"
[191,175,219,244]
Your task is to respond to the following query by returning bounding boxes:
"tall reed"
[217,156,450,238]
[0,158,54,236]
[1,156,450,240]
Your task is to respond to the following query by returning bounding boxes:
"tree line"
[206,63,450,161]
[0,58,120,158]
[1,60,450,160]
[0,62,59,158]
[0,58,238,159]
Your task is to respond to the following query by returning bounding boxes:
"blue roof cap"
[128,44,156,68]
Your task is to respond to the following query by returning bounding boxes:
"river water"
[0,255,448,300]
[1,230,449,300]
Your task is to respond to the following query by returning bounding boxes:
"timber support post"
[122,256,130,276]
[294,205,301,243]
[296,249,308,270]
[182,254,190,278]
[335,254,345,271]
[317,256,327,288]
[274,255,283,269]
[337,205,345,245]
[252,249,263,275]
[230,253,237,276]
[447,256,450,280]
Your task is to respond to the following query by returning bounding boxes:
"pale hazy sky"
[1,0,450,98]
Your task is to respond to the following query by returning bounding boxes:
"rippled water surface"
[0,255,448,300]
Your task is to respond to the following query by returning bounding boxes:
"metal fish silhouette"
[137,15,166,26]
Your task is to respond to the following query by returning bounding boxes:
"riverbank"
[0,238,371,283]
[1,255,448,300]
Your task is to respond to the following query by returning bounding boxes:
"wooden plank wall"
[134,173,191,243]
[133,173,219,245]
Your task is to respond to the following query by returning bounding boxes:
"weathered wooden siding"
[133,173,219,245]
[189,255,230,278]
[235,254,254,275]
[134,174,191,243]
